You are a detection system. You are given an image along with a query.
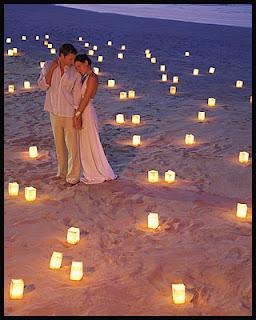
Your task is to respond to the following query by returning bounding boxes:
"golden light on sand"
[70,261,83,280]
[173,76,179,83]
[128,90,136,98]
[118,53,124,59]
[132,115,140,124]
[119,91,127,99]
[185,134,194,145]
[193,68,199,75]
[116,114,125,124]
[78,36,83,41]
[162,74,167,82]
[84,42,89,47]
[209,67,215,74]
[47,43,53,49]
[107,79,115,87]
[98,55,103,62]
[8,182,19,196]
[29,146,38,158]
[148,213,159,229]
[160,65,166,72]
[88,50,94,56]
[250,96,252,103]
[132,135,141,146]
[236,80,243,88]
[49,251,63,270]
[239,151,249,163]
[44,40,49,46]
[7,49,14,56]
[169,86,177,95]
[148,170,159,183]
[10,279,24,300]
[50,48,56,54]
[12,48,18,55]
[107,40,112,46]
[44,34,50,39]
[93,67,100,75]
[146,52,151,58]
[25,186,37,201]
[165,170,176,183]
[236,203,247,218]
[172,284,186,304]
[198,111,206,121]
[67,227,80,244]
[93,45,98,51]
[40,61,45,69]
[151,57,156,63]
[8,85,15,93]
[21,35,27,41]
[208,98,216,107]
[185,51,190,56]
[35,35,40,40]
[6,37,11,43]
[24,81,31,89]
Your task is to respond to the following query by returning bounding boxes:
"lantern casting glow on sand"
[70,261,83,280]
[84,42,89,47]
[193,69,199,75]
[118,53,124,59]
[128,90,135,98]
[236,80,243,88]
[67,227,80,244]
[209,67,215,74]
[40,61,45,69]
[108,79,115,87]
[160,65,166,72]
[6,37,11,43]
[35,35,40,40]
[145,49,150,54]
[107,41,112,46]
[44,40,49,46]
[236,203,247,218]
[29,146,38,158]
[10,279,24,300]
[12,48,18,55]
[165,170,175,183]
[93,45,98,51]
[47,43,53,49]
[116,114,125,124]
[146,52,151,58]
[78,36,83,41]
[172,284,186,304]
[148,213,159,229]
[148,170,159,183]
[49,251,63,269]
[132,115,140,125]
[132,135,141,146]
[45,34,50,39]
[50,48,56,54]
[185,134,194,145]
[7,49,14,56]
[25,186,37,201]
[208,98,216,107]
[93,67,99,75]
[121,45,126,50]
[198,111,205,121]
[162,74,167,82]
[250,96,252,103]
[8,182,19,196]
[239,151,249,163]
[24,81,31,89]
[8,85,15,93]
[170,86,177,95]
[120,92,127,99]
[88,50,94,56]
[151,57,156,63]
[173,76,179,83]
[98,55,103,62]
[185,51,190,56]
[21,35,27,41]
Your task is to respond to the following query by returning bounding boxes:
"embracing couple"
[38,43,117,186]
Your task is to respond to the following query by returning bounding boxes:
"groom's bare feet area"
[51,175,65,181]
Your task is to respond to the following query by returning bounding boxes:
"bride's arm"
[75,75,98,116]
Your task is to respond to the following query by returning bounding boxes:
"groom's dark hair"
[59,43,77,57]
[74,53,92,65]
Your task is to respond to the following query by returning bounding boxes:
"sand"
[4,4,252,316]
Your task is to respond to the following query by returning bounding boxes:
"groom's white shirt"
[37,60,81,117]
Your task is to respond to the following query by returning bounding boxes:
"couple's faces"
[74,61,88,75]
[60,53,76,66]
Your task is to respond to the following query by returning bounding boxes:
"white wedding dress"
[78,75,117,184]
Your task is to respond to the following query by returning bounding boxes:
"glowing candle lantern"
[88,50,94,56]
[8,182,19,196]
[12,48,18,55]
[44,40,49,46]
[108,79,115,87]
[116,114,125,124]
[160,65,166,72]
[70,261,83,281]
[165,170,175,183]
[35,35,40,40]
[121,45,126,50]
[8,85,15,93]
[45,34,50,39]
[239,151,249,163]
[67,227,80,244]
[172,284,186,304]
[6,37,11,43]
[132,115,140,124]
[236,80,243,88]
[193,68,199,75]
[185,134,194,145]
[84,42,89,47]
[29,146,38,158]
[198,111,205,121]
[185,51,190,56]
[119,91,127,99]
[49,251,63,270]
[50,48,56,54]
[107,41,112,46]
[25,186,37,201]
[40,61,45,69]
[148,213,159,229]
[148,170,159,183]
[169,86,177,95]
[47,43,53,49]
[98,55,103,62]
[21,35,26,41]
[236,203,247,218]
[250,96,252,103]
[118,53,124,59]
[209,67,215,74]
[151,57,156,63]
[24,81,31,89]
[128,90,136,98]
[162,74,167,82]
[93,67,99,75]
[208,98,216,107]
[146,52,151,59]
[93,45,98,51]
[78,36,83,41]
[145,49,150,54]
[173,76,179,83]
[7,49,14,56]
[10,279,24,300]
[132,135,141,146]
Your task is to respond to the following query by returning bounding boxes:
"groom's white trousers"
[50,112,80,183]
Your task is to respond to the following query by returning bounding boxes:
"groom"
[38,43,81,186]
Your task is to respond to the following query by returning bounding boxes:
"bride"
[73,53,117,184]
